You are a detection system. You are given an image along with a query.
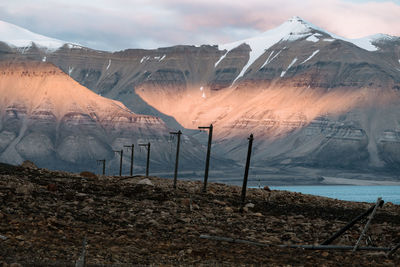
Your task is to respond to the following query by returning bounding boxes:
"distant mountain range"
[0,17,399,182]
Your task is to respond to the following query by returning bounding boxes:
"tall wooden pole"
[96,159,106,175]
[139,143,151,177]
[170,130,182,189]
[124,144,134,176]
[113,150,123,176]
[241,134,254,204]
[198,124,213,193]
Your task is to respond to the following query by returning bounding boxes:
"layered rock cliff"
[1,17,400,176]
[0,61,212,173]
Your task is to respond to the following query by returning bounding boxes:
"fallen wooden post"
[353,197,382,252]
[321,199,384,245]
[387,242,400,257]
[200,234,269,247]
[199,234,391,251]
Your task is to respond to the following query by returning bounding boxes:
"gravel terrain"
[0,162,399,266]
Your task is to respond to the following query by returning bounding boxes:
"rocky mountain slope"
[0,61,212,173]
[0,163,399,265]
[1,17,400,178]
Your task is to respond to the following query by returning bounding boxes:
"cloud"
[0,0,399,51]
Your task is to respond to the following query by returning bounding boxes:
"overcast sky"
[1,0,400,51]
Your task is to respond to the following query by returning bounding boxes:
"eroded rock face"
[0,61,181,172]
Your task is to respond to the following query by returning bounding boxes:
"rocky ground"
[0,162,399,266]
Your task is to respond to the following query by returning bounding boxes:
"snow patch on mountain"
[306,34,319,43]
[301,50,319,64]
[140,56,150,63]
[0,20,76,51]
[260,51,275,69]
[281,58,298,77]
[215,51,228,67]
[260,50,283,69]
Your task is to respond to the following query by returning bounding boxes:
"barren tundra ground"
[0,163,399,266]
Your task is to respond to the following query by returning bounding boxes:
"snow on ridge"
[106,59,111,70]
[319,32,395,52]
[215,51,228,67]
[281,58,297,77]
[0,20,78,51]
[301,50,319,64]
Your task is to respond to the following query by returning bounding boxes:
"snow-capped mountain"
[220,16,396,53]
[216,16,398,83]
[0,17,400,180]
[0,20,80,50]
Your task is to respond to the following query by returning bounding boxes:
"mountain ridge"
[0,17,399,181]
[1,17,399,52]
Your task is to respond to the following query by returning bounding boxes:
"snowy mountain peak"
[0,20,76,51]
[217,16,322,83]
[216,16,399,83]
[286,16,314,28]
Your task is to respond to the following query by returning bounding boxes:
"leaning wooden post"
[321,199,384,245]
[198,124,213,193]
[124,144,135,176]
[75,235,87,267]
[241,134,254,205]
[353,197,382,252]
[170,130,182,189]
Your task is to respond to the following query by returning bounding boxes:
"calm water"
[270,186,400,204]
